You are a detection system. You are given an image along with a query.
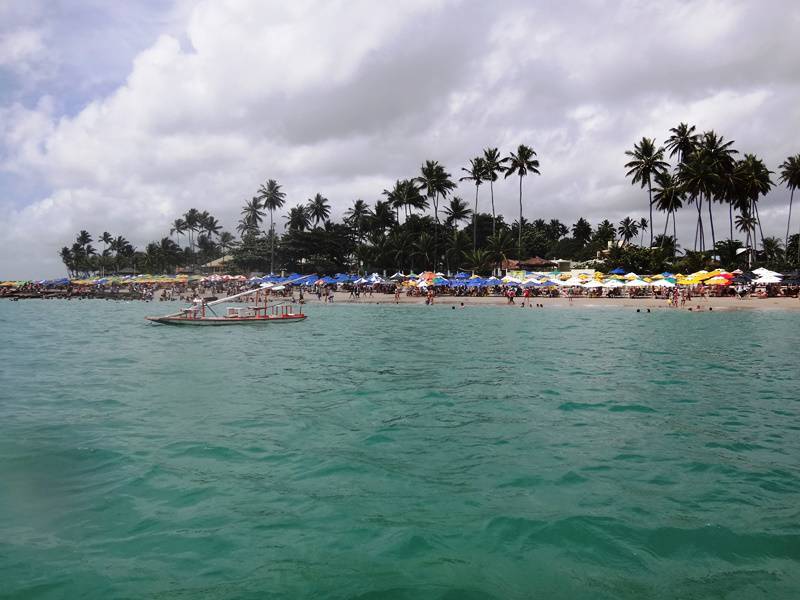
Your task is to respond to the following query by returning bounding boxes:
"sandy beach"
[302,293,800,311]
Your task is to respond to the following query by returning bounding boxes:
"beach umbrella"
[603,279,624,288]
[609,267,626,275]
[650,279,675,288]
[753,275,782,285]
[705,276,730,285]
[624,279,649,287]
[583,280,604,288]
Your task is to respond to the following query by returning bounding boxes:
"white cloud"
[1,0,800,277]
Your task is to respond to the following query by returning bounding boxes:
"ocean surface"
[1,299,799,599]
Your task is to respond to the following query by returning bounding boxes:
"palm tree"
[218,231,236,269]
[699,131,738,251]
[169,219,186,246]
[183,208,202,265]
[571,218,592,247]
[344,199,371,239]
[307,193,331,227]
[678,150,717,251]
[240,197,264,234]
[59,246,73,276]
[738,154,774,251]
[617,217,639,246]
[369,200,396,234]
[779,154,800,250]
[624,137,668,247]
[99,231,113,276]
[503,144,541,260]
[761,236,784,264]
[735,211,758,258]
[665,123,699,164]
[443,196,471,229]
[257,179,286,273]
[483,148,505,236]
[416,161,455,269]
[460,157,487,253]
[485,230,515,274]
[462,248,491,274]
[286,204,311,231]
[653,171,683,243]
[637,218,648,247]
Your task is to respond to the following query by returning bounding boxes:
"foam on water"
[1,299,799,598]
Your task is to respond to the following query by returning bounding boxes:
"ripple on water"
[1,300,800,598]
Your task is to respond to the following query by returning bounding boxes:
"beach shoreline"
[302,294,800,311]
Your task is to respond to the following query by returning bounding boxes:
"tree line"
[59,133,800,277]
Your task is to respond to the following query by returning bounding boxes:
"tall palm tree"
[653,171,683,243]
[443,196,471,229]
[737,153,774,253]
[637,218,648,247]
[416,161,455,269]
[779,154,800,250]
[624,137,668,247]
[678,150,717,252]
[665,123,699,165]
[617,217,639,245]
[169,219,186,245]
[369,200,396,234]
[503,144,540,259]
[344,199,371,239]
[100,231,113,276]
[307,193,331,227]
[460,157,487,253]
[482,147,505,236]
[183,208,202,265]
[257,179,286,274]
[240,198,264,236]
[699,131,738,251]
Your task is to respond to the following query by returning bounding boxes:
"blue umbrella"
[609,267,626,275]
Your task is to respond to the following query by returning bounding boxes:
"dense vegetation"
[59,126,800,277]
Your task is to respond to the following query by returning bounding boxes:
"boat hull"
[146,314,306,326]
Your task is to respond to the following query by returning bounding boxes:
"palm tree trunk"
[729,202,734,241]
[269,209,274,274]
[753,200,765,253]
[518,175,523,260]
[433,193,439,272]
[672,210,677,243]
[490,180,496,237]
[786,188,795,250]
[647,182,653,247]
[707,194,716,254]
[473,185,479,253]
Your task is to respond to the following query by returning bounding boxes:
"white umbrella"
[603,279,624,288]
[624,279,649,287]
[582,280,604,288]
[753,267,782,278]
[753,275,782,285]
[651,279,675,288]
[562,276,584,286]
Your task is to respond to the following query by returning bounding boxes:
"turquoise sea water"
[1,299,799,599]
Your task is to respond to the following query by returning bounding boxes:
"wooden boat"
[146,282,307,326]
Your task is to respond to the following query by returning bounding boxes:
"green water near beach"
[1,300,799,599]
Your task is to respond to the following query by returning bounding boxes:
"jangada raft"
[146,282,306,326]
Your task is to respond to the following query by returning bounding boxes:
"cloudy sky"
[1,0,799,277]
